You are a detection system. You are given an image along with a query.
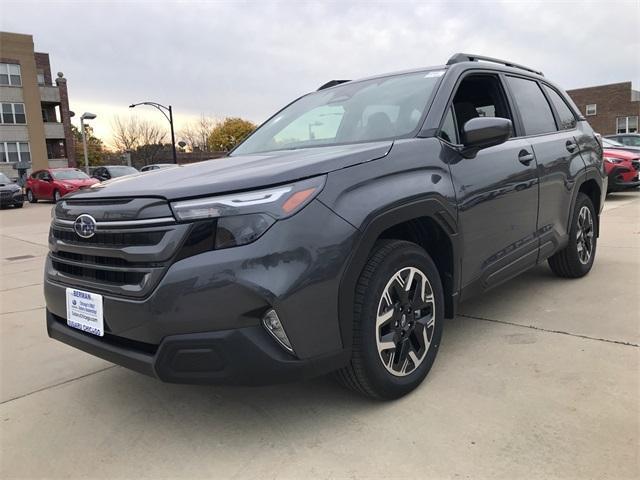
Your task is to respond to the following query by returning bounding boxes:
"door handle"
[566,140,578,153]
[518,150,534,166]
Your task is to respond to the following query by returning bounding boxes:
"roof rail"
[317,79,350,91]
[446,53,543,76]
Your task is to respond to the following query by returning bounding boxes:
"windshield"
[0,173,12,184]
[232,70,444,155]
[603,138,624,147]
[109,166,138,177]
[52,170,90,180]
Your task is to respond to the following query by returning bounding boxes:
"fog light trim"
[262,309,294,354]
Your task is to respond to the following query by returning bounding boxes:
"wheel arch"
[337,197,460,350]
[570,169,604,237]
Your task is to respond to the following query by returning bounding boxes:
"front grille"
[52,260,146,285]
[0,190,12,199]
[53,251,150,268]
[51,228,166,247]
[47,198,191,298]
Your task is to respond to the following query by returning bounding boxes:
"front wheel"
[548,192,597,278]
[53,190,62,202]
[336,240,444,399]
[27,190,37,203]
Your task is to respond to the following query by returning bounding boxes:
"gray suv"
[45,54,605,399]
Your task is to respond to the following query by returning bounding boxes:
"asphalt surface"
[1,193,638,479]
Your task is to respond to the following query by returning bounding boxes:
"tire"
[336,239,444,399]
[14,202,23,208]
[26,190,37,203]
[548,193,597,278]
[53,190,62,202]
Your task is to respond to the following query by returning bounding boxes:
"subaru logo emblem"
[74,214,97,239]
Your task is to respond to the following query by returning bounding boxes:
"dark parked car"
[92,165,139,182]
[0,172,23,208]
[140,163,175,172]
[45,54,605,399]
[605,133,640,147]
[26,168,98,203]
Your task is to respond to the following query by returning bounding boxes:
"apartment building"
[0,31,75,179]
[567,82,640,136]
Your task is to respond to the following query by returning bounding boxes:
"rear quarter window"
[542,85,577,130]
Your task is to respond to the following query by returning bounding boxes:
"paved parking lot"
[1,194,639,479]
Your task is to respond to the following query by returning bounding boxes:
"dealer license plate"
[65,288,104,336]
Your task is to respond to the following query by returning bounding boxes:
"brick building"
[566,82,639,136]
[0,31,75,179]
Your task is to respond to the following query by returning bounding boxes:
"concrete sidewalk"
[1,194,638,479]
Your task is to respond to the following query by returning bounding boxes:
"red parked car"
[25,168,99,203]
[603,148,640,193]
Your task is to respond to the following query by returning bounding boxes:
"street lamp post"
[80,112,97,174]
[129,102,177,164]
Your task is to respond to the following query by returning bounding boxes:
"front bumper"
[0,192,23,206]
[45,199,359,383]
[47,310,348,384]
[608,167,640,191]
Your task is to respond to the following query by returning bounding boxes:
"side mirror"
[461,117,512,158]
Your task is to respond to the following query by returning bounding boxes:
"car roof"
[318,53,546,92]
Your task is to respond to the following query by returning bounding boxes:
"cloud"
[1,0,638,144]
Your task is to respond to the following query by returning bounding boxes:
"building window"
[585,104,597,116]
[37,70,45,86]
[0,142,30,163]
[617,116,639,134]
[0,63,22,86]
[0,103,26,124]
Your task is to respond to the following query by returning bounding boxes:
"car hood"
[0,183,20,191]
[60,178,99,187]
[71,141,393,201]
[604,148,639,161]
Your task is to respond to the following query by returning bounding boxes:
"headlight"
[171,176,326,221]
[604,157,623,164]
[171,176,326,249]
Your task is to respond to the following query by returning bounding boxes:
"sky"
[1,0,639,147]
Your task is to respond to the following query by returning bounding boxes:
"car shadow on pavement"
[82,266,554,438]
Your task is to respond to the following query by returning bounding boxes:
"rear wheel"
[26,190,37,203]
[336,240,444,399]
[548,193,597,278]
[53,190,61,202]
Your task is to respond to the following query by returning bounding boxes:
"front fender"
[318,138,459,349]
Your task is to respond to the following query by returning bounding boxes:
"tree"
[71,124,105,167]
[179,115,216,151]
[111,115,169,167]
[111,115,167,152]
[208,117,256,151]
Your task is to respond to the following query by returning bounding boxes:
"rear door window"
[506,76,557,136]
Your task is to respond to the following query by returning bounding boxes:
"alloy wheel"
[576,205,594,264]
[376,266,436,377]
